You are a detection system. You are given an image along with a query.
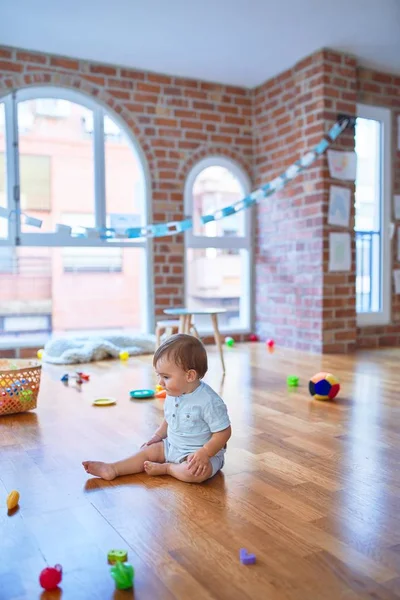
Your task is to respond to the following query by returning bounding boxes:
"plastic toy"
[93,398,116,406]
[129,389,155,399]
[39,564,63,590]
[249,334,259,342]
[119,351,130,361]
[239,548,256,565]
[6,490,19,510]
[108,549,128,564]
[155,390,167,399]
[266,339,275,353]
[287,375,299,387]
[225,336,235,348]
[309,372,340,401]
[37,349,44,359]
[77,372,90,381]
[110,561,134,590]
[61,372,89,385]
[20,390,33,402]
[155,384,163,392]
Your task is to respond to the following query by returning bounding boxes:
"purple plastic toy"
[239,548,256,565]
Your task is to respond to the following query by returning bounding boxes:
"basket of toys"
[0,359,42,416]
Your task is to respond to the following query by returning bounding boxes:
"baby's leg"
[82,441,165,480]
[144,460,213,483]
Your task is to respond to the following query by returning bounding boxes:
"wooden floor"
[2,344,400,599]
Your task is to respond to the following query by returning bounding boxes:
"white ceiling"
[1,0,400,87]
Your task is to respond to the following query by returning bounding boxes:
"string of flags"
[0,116,352,241]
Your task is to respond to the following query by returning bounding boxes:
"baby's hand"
[141,434,162,448]
[187,448,210,476]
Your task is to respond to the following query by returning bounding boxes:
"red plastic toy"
[77,372,90,381]
[249,334,259,342]
[266,339,275,353]
[39,564,63,590]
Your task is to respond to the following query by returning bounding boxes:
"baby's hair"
[153,334,208,378]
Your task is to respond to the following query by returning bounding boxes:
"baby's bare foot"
[82,460,117,481]
[144,461,168,477]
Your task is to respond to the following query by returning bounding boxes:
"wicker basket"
[0,359,42,416]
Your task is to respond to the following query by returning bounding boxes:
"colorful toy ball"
[309,372,340,401]
[249,333,259,342]
[37,349,44,359]
[119,351,130,361]
[39,564,63,590]
[225,336,235,348]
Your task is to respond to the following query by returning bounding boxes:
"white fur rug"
[41,334,156,364]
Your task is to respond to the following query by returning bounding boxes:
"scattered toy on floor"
[39,564,63,591]
[155,384,166,398]
[129,389,155,400]
[225,336,235,348]
[77,372,90,381]
[110,561,134,590]
[108,549,128,565]
[249,333,259,342]
[6,490,19,511]
[119,351,130,361]
[287,375,299,387]
[92,398,117,406]
[239,548,256,565]
[61,372,90,385]
[309,372,340,401]
[266,339,275,353]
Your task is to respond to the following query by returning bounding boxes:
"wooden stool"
[155,320,180,347]
[155,319,201,347]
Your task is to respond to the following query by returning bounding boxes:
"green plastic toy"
[287,375,299,387]
[108,549,128,564]
[225,336,235,348]
[19,390,33,402]
[110,561,134,590]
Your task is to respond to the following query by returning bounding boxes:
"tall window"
[355,104,391,325]
[185,158,252,333]
[0,88,151,347]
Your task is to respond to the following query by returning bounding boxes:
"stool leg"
[179,315,186,333]
[211,313,225,373]
[190,324,200,339]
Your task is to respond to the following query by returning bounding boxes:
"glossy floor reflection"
[2,343,400,599]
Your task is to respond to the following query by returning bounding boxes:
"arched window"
[184,157,252,333]
[0,87,152,346]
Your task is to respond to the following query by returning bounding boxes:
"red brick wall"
[356,68,400,347]
[253,49,356,353]
[0,46,253,329]
[1,45,400,354]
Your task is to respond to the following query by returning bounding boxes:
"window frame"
[184,156,253,334]
[355,103,392,327]
[0,86,154,337]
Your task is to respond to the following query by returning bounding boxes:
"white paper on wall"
[394,195,400,220]
[329,232,351,272]
[328,185,351,227]
[398,227,400,261]
[397,115,400,150]
[327,150,357,181]
[393,270,400,294]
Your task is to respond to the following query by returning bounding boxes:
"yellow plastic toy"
[37,349,44,359]
[7,490,20,510]
[119,351,129,361]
